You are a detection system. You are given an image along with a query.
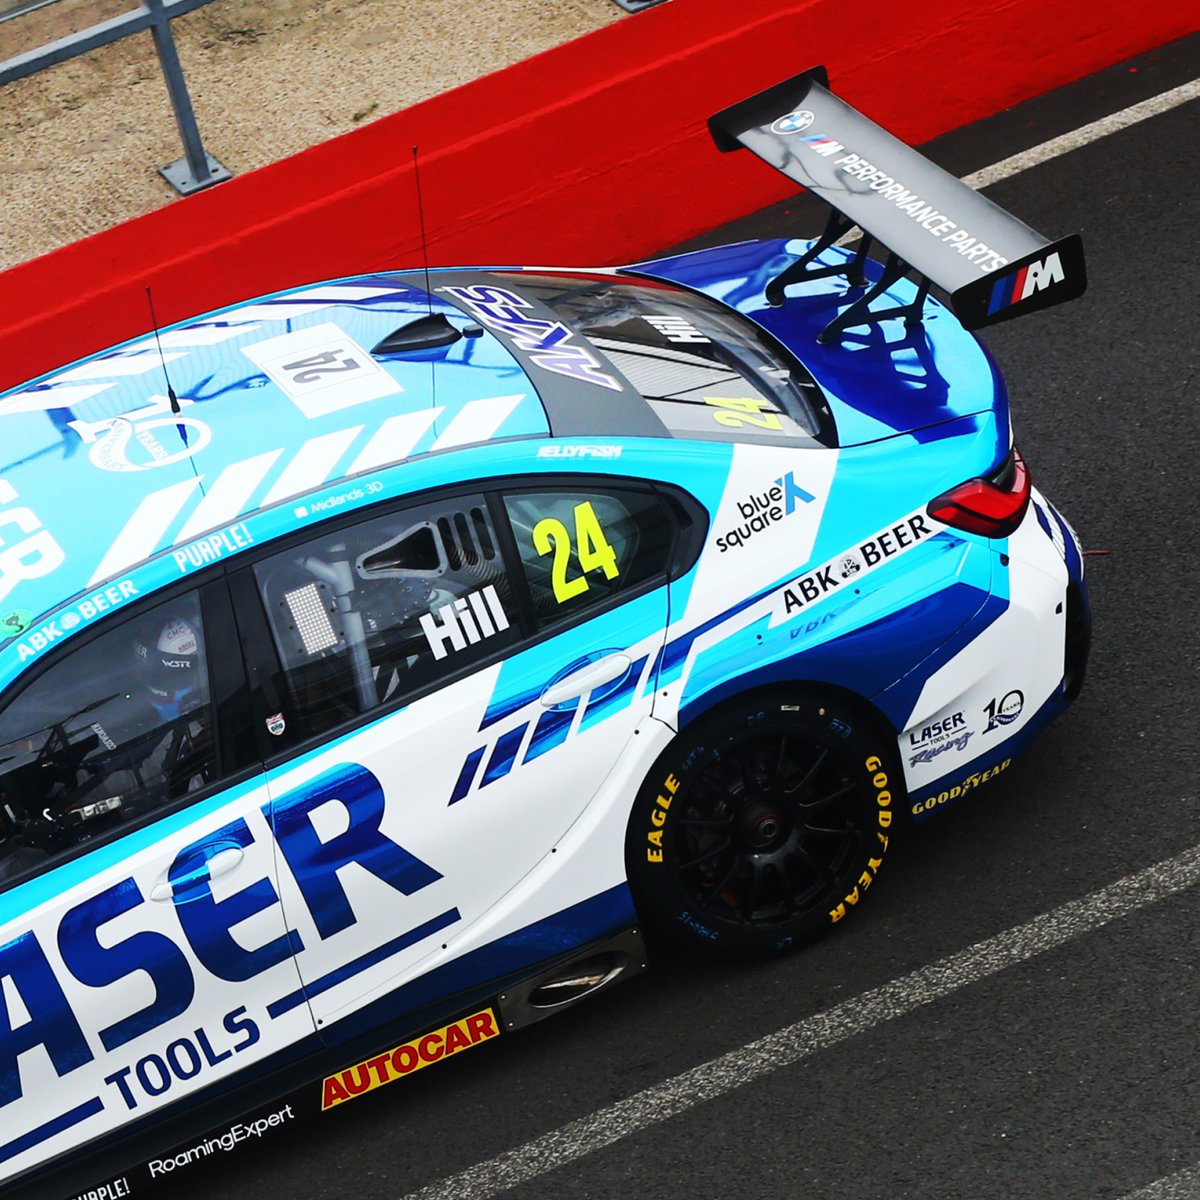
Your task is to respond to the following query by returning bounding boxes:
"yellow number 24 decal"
[705,396,783,431]
[532,501,620,603]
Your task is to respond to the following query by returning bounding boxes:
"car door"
[242,481,678,1037]
[0,579,309,1192]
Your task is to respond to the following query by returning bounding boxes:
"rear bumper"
[900,488,1091,820]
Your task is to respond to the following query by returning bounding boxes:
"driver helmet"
[135,617,204,720]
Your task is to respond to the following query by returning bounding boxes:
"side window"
[503,488,674,626]
[0,591,216,883]
[254,494,518,736]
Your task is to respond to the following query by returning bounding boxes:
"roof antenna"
[412,145,434,317]
[145,286,182,417]
[147,283,192,451]
[369,148,478,356]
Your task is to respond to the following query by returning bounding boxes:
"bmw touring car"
[0,67,1089,1198]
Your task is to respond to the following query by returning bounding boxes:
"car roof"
[0,249,997,666]
[1,272,648,634]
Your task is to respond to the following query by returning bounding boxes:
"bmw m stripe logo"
[987,251,1066,314]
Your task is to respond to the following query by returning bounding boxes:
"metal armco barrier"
[0,0,60,22]
[0,0,231,194]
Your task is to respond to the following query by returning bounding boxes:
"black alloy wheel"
[626,693,899,955]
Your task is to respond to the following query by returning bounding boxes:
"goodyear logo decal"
[320,1008,499,1110]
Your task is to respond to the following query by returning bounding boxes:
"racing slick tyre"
[626,692,900,956]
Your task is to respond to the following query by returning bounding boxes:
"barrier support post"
[146,0,231,195]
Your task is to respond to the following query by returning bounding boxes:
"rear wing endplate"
[709,67,1086,339]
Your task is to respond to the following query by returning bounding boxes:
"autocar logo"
[320,1009,499,1110]
[771,109,815,135]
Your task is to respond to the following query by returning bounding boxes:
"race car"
[0,67,1089,1199]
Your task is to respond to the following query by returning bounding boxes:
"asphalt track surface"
[158,36,1200,1200]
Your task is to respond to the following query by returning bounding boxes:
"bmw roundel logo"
[771,109,815,135]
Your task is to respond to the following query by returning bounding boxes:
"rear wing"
[709,67,1086,341]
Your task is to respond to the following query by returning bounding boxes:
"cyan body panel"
[656,412,1004,730]
[0,276,547,638]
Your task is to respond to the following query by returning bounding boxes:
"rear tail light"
[927,448,1031,538]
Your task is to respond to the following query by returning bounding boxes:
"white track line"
[1121,1162,1200,1200]
[405,842,1200,1200]
[963,76,1200,189]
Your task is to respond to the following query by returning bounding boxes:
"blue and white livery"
[0,68,1089,1199]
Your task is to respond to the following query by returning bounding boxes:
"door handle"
[151,843,245,903]
[540,653,632,709]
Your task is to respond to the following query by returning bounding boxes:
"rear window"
[503,273,827,446]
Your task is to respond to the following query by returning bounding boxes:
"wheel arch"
[626,681,905,956]
[675,674,901,761]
